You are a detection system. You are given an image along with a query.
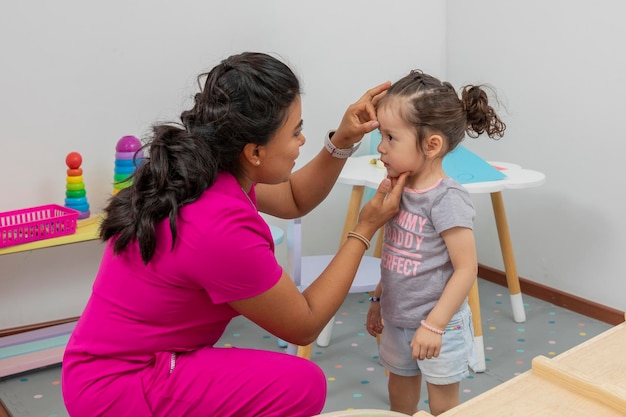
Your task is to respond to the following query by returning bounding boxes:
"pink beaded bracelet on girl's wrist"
[420,320,445,335]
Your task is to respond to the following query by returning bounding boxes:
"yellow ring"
[66,175,84,184]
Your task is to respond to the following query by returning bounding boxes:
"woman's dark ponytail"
[101,125,217,263]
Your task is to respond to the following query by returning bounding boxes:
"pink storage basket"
[0,204,79,248]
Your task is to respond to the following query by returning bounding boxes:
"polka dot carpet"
[0,279,612,416]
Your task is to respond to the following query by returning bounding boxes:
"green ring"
[114,173,130,182]
[113,181,132,190]
[66,183,85,191]
[66,189,86,198]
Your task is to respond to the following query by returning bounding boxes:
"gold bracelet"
[346,231,371,250]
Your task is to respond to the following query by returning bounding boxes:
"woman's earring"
[255,160,260,166]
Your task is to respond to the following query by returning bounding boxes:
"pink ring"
[115,151,144,160]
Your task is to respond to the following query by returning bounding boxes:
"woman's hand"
[331,81,391,148]
[354,172,408,238]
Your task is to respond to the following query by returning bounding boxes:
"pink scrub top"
[62,172,283,412]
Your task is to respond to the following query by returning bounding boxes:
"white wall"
[446,0,626,311]
[3,0,623,330]
[0,0,446,328]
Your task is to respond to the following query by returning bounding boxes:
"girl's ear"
[424,134,444,158]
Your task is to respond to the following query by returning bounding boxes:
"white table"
[337,155,545,372]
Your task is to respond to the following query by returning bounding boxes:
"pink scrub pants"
[63,347,326,417]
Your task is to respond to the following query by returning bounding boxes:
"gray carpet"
[0,279,612,416]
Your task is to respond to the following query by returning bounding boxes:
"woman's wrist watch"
[324,130,361,159]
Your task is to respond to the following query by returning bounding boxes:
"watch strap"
[324,130,361,159]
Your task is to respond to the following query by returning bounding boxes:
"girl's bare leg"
[426,381,460,415]
[388,372,421,415]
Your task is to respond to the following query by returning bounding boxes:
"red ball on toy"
[66,152,82,169]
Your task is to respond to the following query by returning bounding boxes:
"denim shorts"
[379,303,477,385]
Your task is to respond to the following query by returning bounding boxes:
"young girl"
[366,70,506,415]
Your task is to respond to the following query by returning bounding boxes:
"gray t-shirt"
[380,178,475,328]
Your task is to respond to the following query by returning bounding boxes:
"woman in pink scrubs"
[62,51,407,417]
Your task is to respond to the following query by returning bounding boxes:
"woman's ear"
[424,134,444,158]
[242,143,262,166]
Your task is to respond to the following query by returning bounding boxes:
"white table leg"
[468,279,486,372]
[316,316,335,347]
[510,293,526,324]
[472,335,486,373]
